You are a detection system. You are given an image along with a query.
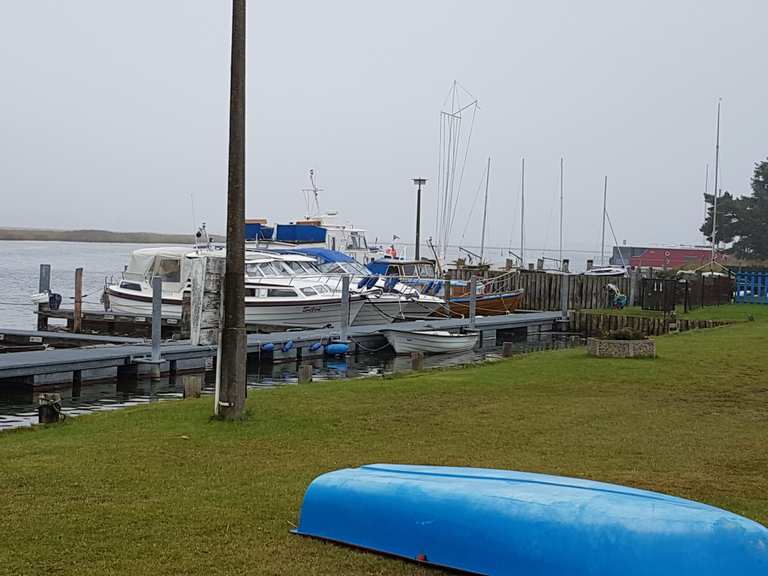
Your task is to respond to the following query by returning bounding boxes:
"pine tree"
[731,160,768,259]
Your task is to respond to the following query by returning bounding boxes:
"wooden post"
[410,351,424,371]
[218,0,247,419]
[73,267,83,333]
[151,276,162,362]
[560,273,569,320]
[37,264,51,331]
[181,291,191,340]
[502,342,515,357]
[528,262,535,271]
[536,258,544,271]
[586,259,594,271]
[469,276,477,329]
[444,271,452,316]
[298,364,313,383]
[183,375,202,399]
[340,275,350,341]
[561,259,570,273]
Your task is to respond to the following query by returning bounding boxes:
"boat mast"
[601,176,607,266]
[703,163,709,244]
[559,157,564,267]
[710,99,721,263]
[520,157,525,267]
[480,156,491,263]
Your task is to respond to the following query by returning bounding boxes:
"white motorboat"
[380,329,479,355]
[105,247,366,329]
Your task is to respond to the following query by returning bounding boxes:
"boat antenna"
[520,157,525,267]
[302,169,323,218]
[480,156,491,263]
[710,99,721,263]
[703,163,709,244]
[559,157,564,266]
[601,176,608,266]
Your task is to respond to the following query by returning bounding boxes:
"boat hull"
[295,464,768,575]
[450,289,524,317]
[380,330,478,354]
[107,287,365,329]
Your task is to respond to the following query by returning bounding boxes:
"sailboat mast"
[480,156,491,263]
[601,176,608,266]
[711,99,721,262]
[520,157,525,267]
[559,157,564,267]
[703,163,709,244]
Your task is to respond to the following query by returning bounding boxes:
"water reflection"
[0,334,582,431]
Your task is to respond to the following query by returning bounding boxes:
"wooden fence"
[568,311,731,337]
[450,269,632,311]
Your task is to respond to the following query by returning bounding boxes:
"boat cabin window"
[416,263,436,277]
[314,284,331,295]
[119,281,142,291]
[258,262,280,276]
[401,264,416,276]
[246,287,267,298]
[346,232,368,251]
[155,258,181,283]
[319,262,345,274]
[386,265,401,275]
[301,287,317,296]
[267,288,298,298]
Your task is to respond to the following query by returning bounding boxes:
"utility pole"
[520,157,525,267]
[710,99,721,263]
[218,0,247,419]
[559,157,564,267]
[412,178,427,260]
[601,176,607,266]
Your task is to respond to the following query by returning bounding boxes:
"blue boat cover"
[280,247,354,264]
[295,464,768,575]
[275,224,327,244]
[244,222,274,241]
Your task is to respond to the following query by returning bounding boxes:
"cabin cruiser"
[367,258,525,316]
[269,248,446,321]
[104,247,366,329]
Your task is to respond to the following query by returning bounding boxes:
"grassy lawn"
[2,320,767,575]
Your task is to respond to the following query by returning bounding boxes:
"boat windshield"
[317,261,368,276]
[416,263,436,277]
[346,232,368,251]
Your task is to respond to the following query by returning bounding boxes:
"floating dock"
[0,311,563,389]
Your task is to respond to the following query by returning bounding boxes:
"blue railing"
[735,272,768,304]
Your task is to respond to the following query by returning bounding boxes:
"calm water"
[0,240,193,330]
[0,241,583,431]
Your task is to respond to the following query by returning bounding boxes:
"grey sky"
[1,0,766,258]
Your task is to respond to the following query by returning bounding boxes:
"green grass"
[2,321,768,575]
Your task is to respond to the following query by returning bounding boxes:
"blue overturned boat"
[294,464,768,575]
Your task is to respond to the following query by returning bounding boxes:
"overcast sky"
[1,0,766,258]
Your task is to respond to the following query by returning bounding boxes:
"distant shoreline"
[0,228,223,244]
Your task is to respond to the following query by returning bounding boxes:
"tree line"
[701,158,768,259]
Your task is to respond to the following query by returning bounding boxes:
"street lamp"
[412,178,427,260]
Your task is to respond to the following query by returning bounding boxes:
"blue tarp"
[275,224,327,244]
[244,222,274,241]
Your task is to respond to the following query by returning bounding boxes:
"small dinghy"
[294,464,768,575]
[379,329,478,354]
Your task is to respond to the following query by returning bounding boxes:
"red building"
[610,246,727,269]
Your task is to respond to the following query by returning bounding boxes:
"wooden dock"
[0,311,563,388]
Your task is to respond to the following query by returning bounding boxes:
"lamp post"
[413,178,427,260]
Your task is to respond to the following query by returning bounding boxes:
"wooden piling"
[37,264,51,331]
[73,268,83,333]
[298,364,313,383]
[502,342,515,357]
[411,351,424,371]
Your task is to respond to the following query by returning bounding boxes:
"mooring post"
[502,341,515,357]
[586,259,594,271]
[37,264,51,331]
[181,291,191,340]
[444,271,452,316]
[73,267,83,333]
[151,276,162,362]
[560,272,569,321]
[629,268,639,307]
[340,274,350,342]
[469,276,477,329]
[298,364,313,384]
[561,259,570,273]
[410,351,424,371]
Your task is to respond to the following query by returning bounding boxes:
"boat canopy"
[281,247,355,264]
[367,259,438,278]
[124,247,194,283]
[295,464,768,575]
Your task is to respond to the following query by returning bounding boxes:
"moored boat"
[379,329,478,354]
[295,464,768,575]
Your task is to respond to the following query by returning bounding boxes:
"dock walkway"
[0,311,562,387]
